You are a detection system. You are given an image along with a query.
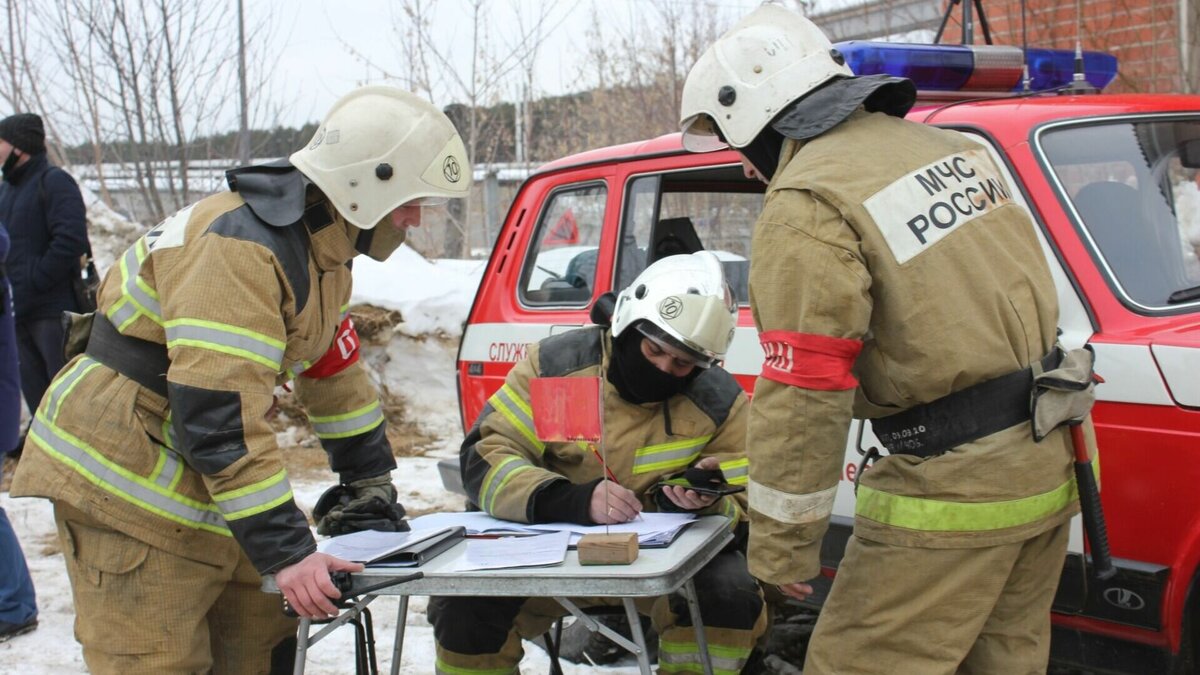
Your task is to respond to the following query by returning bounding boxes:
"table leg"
[681,578,714,675]
[390,596,409,675]
[294,618,311,675]
[622,598,652,675]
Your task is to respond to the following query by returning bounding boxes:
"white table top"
[268,515,734,599]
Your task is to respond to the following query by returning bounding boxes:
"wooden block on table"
[577,532,639,565]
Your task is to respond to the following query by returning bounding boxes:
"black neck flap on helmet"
[744,74,918,181]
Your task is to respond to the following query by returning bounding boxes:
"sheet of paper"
[444,530,571,572]
[409,511,696,546]
[316,527,448,563]
[409,511,548,535]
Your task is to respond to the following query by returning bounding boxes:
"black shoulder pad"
[684,366,742,427]
[207,204,312,313]
[538,327,603,377]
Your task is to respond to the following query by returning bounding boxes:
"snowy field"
[0,245,645,674]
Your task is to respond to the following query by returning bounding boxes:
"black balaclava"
[739,125,785,182]
[607,327,698,404]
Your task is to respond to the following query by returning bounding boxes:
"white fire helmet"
[611,251,737,368]
[290,85,472,230]
[679,4,852,152]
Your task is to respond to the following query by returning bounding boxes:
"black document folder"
[319,526,466,567]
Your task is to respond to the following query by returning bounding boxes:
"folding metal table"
[265,515,734,675]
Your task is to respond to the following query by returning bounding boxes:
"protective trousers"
[53,502,297,675]
[805,522,1070,675]
[430,549,767,674]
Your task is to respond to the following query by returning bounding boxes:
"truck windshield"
[1039,118,1200,311]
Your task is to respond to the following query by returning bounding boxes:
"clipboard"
[319,526,466,567]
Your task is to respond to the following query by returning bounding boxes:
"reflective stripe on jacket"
[12,165,396,573]
[745,110,1078,586]
[460,327,749,526]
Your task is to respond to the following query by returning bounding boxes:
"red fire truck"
[445,42,1200,672]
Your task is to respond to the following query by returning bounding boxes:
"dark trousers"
[0,505,37,626]
[15,317,66,421]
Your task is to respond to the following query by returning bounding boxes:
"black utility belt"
[869,350,1061,459]
[84,313,170,398]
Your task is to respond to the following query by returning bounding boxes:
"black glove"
[313,474,410,536]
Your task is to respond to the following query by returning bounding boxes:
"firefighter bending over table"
[679,5,1099,674]
[10,86,472,673]
[429,251,767,674]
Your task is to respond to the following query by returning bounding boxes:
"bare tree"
[0,0,283,224]
[338,0,560,257]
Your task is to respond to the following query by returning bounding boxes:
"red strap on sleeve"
[301,317,361,379]
[758,330,863,391]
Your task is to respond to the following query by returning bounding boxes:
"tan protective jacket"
[745,110,1080,586]
[460,327,750,524]
[12,163,395,574]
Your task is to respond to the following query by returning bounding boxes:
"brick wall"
[934,0,1187,93]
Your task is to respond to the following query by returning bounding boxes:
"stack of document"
[317,526,465,567]
[409,511,696,548]
[446,530,572,572]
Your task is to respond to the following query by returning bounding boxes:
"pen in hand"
[588,443,643,522]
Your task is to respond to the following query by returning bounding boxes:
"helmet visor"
[410,195,450,207]
[680,115,730,153]
[635,321,718,369]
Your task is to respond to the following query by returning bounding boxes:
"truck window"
[616,165,763,303]
[1039,119,1200,310]
[518,183,607,307]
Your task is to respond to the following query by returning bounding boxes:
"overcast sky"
[247,0,776,128]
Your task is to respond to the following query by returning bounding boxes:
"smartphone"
[654,477,745,497]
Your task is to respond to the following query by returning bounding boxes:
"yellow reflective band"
[855,478,1078,532]
[213,469,294,520]
[118,240,162,324]
[720,497,742,527]
[30,412,229,535]
[488,385,544,453]
[149,448,167,482]
[46,359,101,424]
[719,457,749,485]
[167,458,185,491]
[165,318,285,370]
[434,658,517,675]
[659,639,750,674]
[309,400,384,439]
[108,297,140,331]
[481,456,535,515]
[632,436,711,475]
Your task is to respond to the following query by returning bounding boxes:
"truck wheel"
[1169,600,1197,675]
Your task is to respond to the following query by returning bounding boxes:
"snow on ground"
[1,245,646,674]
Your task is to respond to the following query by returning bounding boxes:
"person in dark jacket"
[0,225,38,642]
[0,112,89,435]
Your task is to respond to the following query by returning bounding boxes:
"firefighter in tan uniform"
[10,86,472,673]
[429,252,768,674]
[680,6,1098,674]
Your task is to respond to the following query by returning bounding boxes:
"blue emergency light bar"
[834,41,1118,94]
